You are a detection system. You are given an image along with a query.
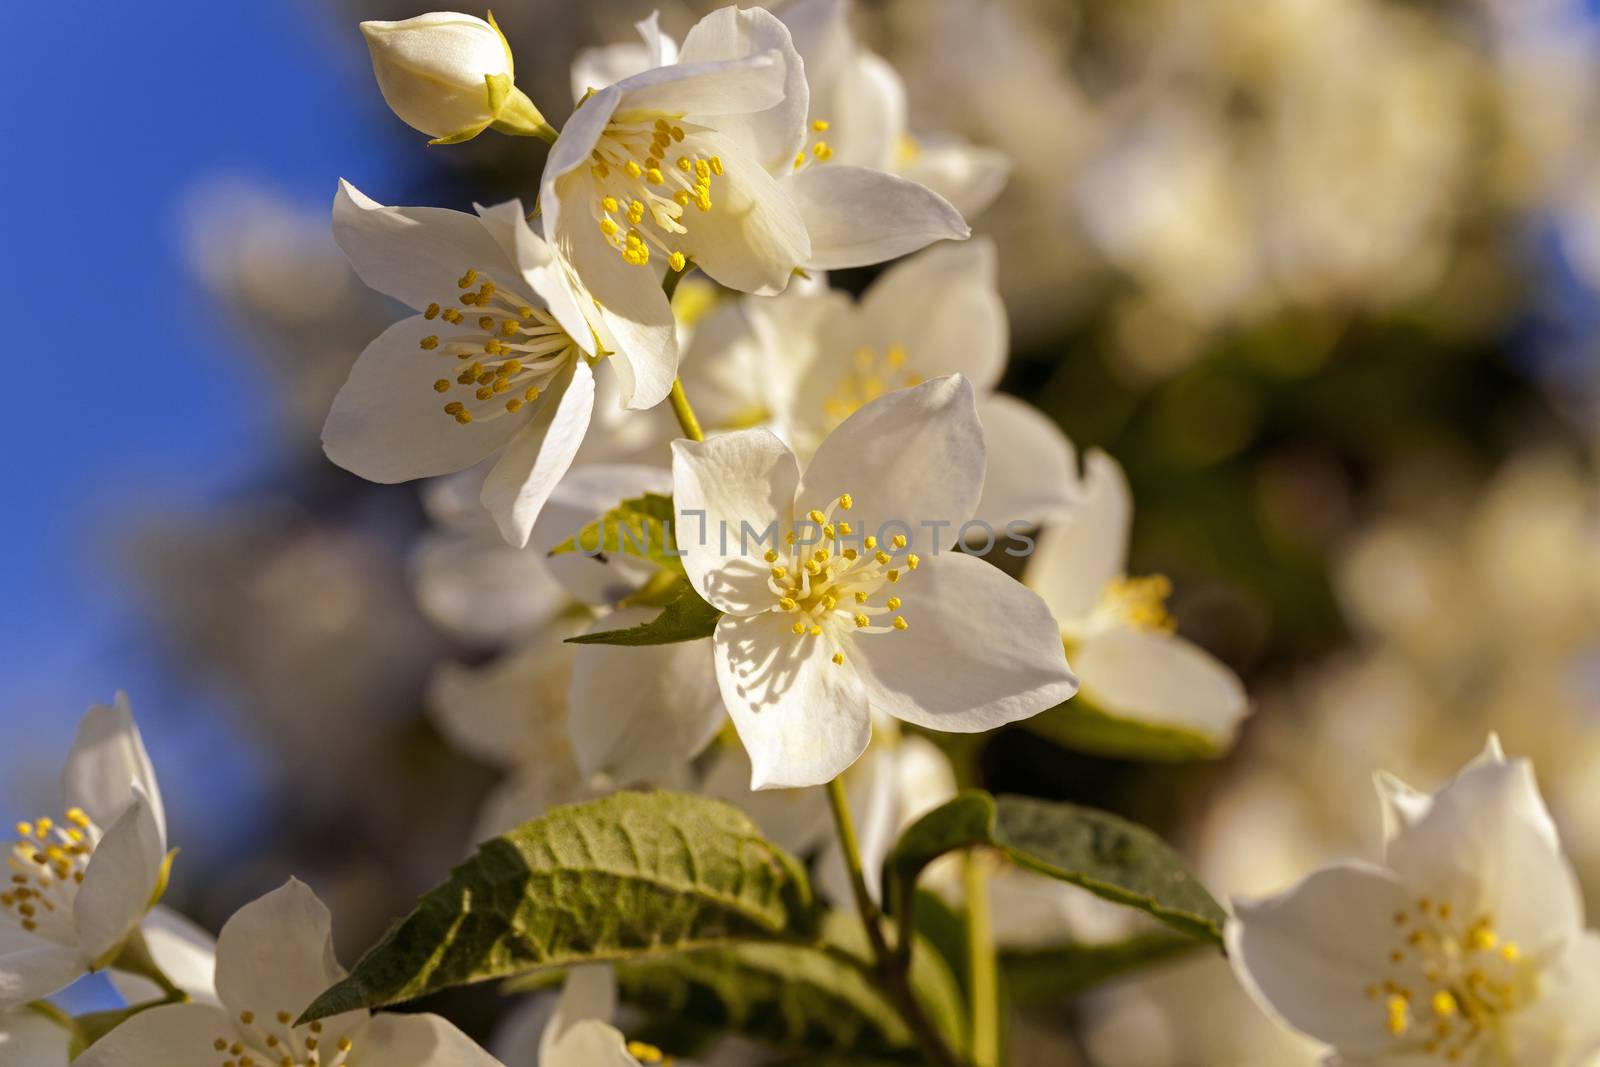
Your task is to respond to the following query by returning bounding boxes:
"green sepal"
[567,584,722,646]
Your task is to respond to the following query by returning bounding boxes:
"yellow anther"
[442,307,463,324]
[855,614,870,628]
[444,401,465,415]
[1501,942,1521,962]
[832,652,845,665]
[792,621,807,635]
[891,534,907,549]
[669,251,687,272]
[14,823,31,838]
[433,379,450,393]
[476,387,494,401]
[646,167,664,184]
[1387,995,1410,1036]
[771,566,787,579]
[864,535,878,550]
[812,119,830,132]
[812,142,834,161]
[886,570,900,582]
[854,592,867,604]
[419,335,439,350]
[779,597,798,611]
[677,156,692,172]
[626,1041,666,1064]
[875,551,891,565]
[625,160,642,178]
[814,548,830,563]
[906,554,921,570]
[794,151,806,170]
[505,398,523,413]
[424,302,440,319]
[886,597,901,610]
[892,616,908,630]
[808,509,827,523]
[628,200,646,224]
[525,386,541,401]
[809,624,823,636]
[600,218,619,236]
[602,196,619,212]
[710,156,723,175]
[1432,991,1458,1018]
[764,549,779,563]
[478,315,495,330]
[671,126,685,142]
[457,268,477,288]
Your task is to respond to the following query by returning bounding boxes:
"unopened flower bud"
[360,11,554,144]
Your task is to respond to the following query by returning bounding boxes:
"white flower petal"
[1227,863,1414,1054]
[570,43,654,103]
[614,53,789,119]
[695,744,832,855]
[677,130,812,294]
[773,0,851,96]
[472,199,595,353]
[73,788,164,964]
[672,430,802,615]
[548,199,678,412]
[971,394,1078,529]
[109,906,218,1006]
[857,238,1006,391]
[1373,771,1432,849]
[1384,748,1583,954]
[213,880,356,1029]
[786,164,969,270]
[1505,930,1600,1066]
[542,964,618,1059]
[569,613,723,786]
[0,935,85,1009]
[323,315,530,483]
[0,1005,71,1066]
[333,180,519,312]
[713,611,871,789]
[851,551,1077,733]
[356,1011,504,1067]
[736,289,855,437]
[412,529,568,646]
[546,1019,641,1067]
[677,6,809,171]
[62,693,165,844]
[1026,449,1131,621]
[429,625,577,770]
[70,1002,232,1067]
[795,375,985,559]
[825,50,906,170]
[897,138,1013,218]
[1073,627,1248,744]
[481,359,597,548]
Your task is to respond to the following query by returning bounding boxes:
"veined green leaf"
[549,492,685,576]
[884,791,1225,945]
[1023,693,1226,761]
[567,584,722,646]
[1001,933,1202,1005]
[299,791,816,1022]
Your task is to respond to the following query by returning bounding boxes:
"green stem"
[965,851,1001,1067]
[826,777,967,1067]
[25,999,74,1032]
[108,928,186,1002]
[668,379,704,443]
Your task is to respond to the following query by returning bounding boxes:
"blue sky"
[0,2,405,810]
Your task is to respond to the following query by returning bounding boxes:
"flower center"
[417,268,580,426]
[820,344,922,432]
[1090,575,1175,635]
[764,491,916,666]
[209,1010,354,1067]
[3,809,96,944]
[1367,897,1536,1061]
[793,117,836,171]
[587,114,723,271]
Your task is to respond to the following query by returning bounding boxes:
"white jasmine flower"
[361,12,553,143]
[774,0,1012,216]
[545,5,969,361]
[1025,449,1249,750]
[109,907,219,1007]
[76,880,503,1067]
[325,180,642,547]
[1228,737,1600,1066]
[682,239,1078,525]
[672,374,1077,788]
[492,965,681,1066]
[1,696,168,1007]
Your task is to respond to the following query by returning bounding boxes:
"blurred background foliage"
[7,0,1600,1061]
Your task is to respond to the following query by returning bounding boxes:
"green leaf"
[1001,933,1202,1005]
[504,912,964,1062]
[548,492,685,576]
[567,584,722,646]
[1023,694,1227,761]
[884,791,1225,946]
[298,791,816,1022]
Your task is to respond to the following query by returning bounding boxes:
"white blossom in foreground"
[682,239,1077,525]
[0,1006,70,1066]
[673,375,1077,788]
[361,12,553,143]
[0,696,168,1007]
[1228,737,1600,1066]
[774,0,1012,216]
[546,6,968,369]
[77,880,502,1067]
[1025,450,1249,750]
[324,181,642,547]
[530,965,678,1066]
